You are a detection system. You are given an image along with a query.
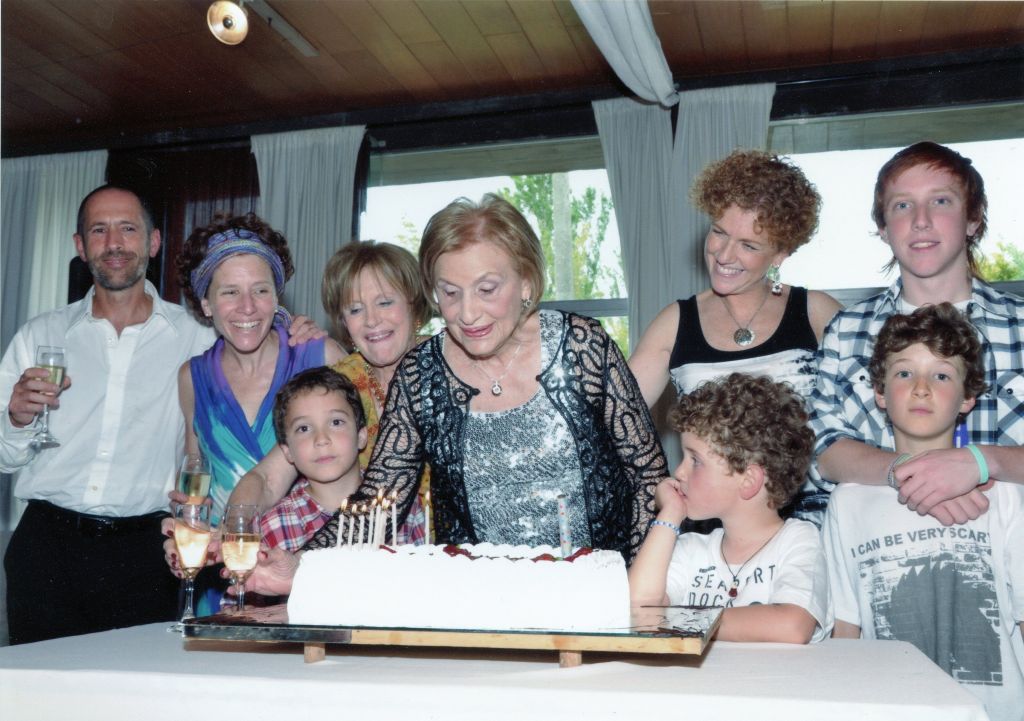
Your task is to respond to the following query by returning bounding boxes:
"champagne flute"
[32,346,65,449]
[173,503,212,627]
[220,504,261,612]
[177,451,211,503]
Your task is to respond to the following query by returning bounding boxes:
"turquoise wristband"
[650,519,681,535]
[966,444,989,486]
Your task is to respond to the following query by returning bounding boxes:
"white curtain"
[595,84,775,466]
[570,0,678,107]
[0,149,107,646]
[1,151,107,351]
[250,126,365,330]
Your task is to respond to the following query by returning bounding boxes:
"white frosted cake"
[287,543,631,632]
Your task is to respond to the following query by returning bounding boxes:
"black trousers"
[5,500,179,645]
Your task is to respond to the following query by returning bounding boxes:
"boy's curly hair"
[669,373,814,510]
[869,302,988,400]
[176,213,294,326]
[690,149,820,255]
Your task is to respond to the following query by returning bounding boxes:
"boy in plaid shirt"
[261,367,367,551]
[809,142,1024,526]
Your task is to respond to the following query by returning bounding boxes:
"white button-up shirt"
[0,282,216,516]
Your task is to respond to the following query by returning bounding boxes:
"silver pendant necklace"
[719,287,771,347]
[473,342,524,396]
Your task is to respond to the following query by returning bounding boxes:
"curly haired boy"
[629,372,832,643]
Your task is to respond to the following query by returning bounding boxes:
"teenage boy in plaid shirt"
[809,142,1024,526]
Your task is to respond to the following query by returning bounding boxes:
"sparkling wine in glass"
[177,452,211,503]
[174,503,212,626]
[32,346,65,449]
[220,504,261,612]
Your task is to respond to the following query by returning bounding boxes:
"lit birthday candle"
[556,493,572,558]
[357,505,366,548]
[346,503,355,546]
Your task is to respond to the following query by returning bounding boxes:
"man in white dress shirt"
[0,185,216,644]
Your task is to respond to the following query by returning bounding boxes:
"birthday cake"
[287,543,631,632]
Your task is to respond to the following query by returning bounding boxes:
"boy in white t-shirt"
[824,303,1024,721]
[629,373,832,643]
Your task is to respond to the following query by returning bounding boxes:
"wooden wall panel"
[832,1,881,63]
[1,0,1020,153]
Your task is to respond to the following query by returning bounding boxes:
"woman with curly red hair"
[629,150,842,524]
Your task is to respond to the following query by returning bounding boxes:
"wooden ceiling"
[2,1,1022,156]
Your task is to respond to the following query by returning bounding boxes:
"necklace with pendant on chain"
[719,287,771,347]
[473,342,524,396]
[720,524,784,598]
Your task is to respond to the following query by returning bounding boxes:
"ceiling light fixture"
[207,0,249,46]
[206,0,319,57]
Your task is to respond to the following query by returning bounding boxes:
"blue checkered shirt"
[808,278,1024,489]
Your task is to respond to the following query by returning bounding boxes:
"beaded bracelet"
[966,444,990,486]
[650,519,681,535]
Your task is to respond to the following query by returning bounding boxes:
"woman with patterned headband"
[174,214,346,524]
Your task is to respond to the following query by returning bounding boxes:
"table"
[0,623,990,721]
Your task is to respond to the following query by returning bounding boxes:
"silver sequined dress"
[463,312,590,546]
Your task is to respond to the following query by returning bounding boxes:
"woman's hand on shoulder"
[286,314,328,347]
[806,290,843,344]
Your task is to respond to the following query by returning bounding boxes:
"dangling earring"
[767,264,782,296]
[521,297,533,312]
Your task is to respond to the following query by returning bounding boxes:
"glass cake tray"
[182,604,723,667]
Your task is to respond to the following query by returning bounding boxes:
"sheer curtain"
[570,0,678,107]
[0,149,107,645]
[595,84,775,465]
[1,151,107,350]
[251,126,365,330]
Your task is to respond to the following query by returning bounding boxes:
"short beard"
[88,250,150,291]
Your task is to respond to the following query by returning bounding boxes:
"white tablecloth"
[0,623,989,721]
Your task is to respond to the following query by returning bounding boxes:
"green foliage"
[391,217,421,255]
[977,242,1024,282]
[497,175,622,302]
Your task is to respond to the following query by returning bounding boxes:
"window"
[769,103,1024,304]
[361,137,629,351]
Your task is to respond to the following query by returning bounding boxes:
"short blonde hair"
[321,241,432,348]
[418,194,545,313]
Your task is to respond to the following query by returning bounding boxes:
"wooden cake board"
[183,604,722,668]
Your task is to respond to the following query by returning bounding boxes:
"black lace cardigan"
[306,311,667,561]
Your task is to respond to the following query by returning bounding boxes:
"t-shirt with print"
[823,482,1024,721]
[665,517,833,642]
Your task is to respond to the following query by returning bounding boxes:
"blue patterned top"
[190,325,325,524]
